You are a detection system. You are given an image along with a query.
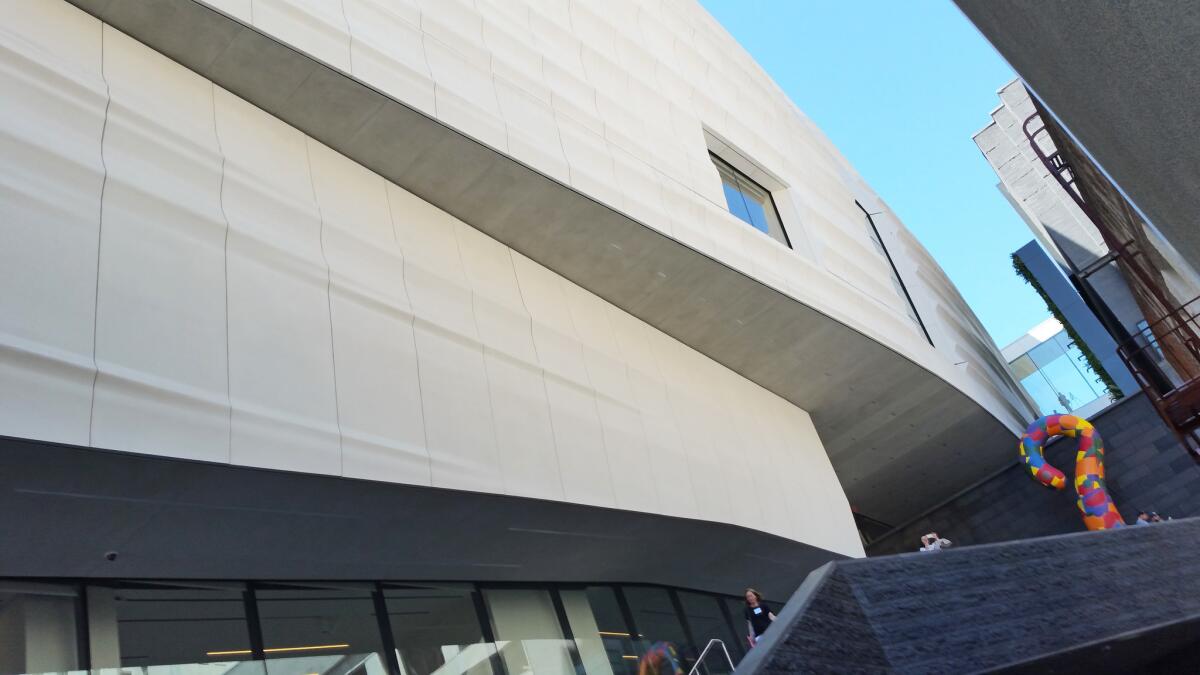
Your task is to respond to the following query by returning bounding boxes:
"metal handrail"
[687,638,736,675]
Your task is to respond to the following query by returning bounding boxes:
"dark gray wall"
[0,435,841,600]
[868,393,1200,555]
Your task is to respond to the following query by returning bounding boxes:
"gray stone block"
[747,518,1200,674]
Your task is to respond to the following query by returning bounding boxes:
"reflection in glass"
[86,582,251,667]
[0,582,79,673]
[265,652,388,675]
[560,587,642,675]
[483,589,575,675]
[1011,330,1109,416]
[711,154,789,246]
[676,592,738,674]
[720,179,754,227]
[256,584,385,672]
[622,587,690,668]
[385,584,495,675]
[723,597,750,653]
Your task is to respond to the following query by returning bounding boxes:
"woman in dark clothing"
[743,588,777,647]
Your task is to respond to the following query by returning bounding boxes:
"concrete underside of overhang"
[957,0,1200,278]
[65,0,1019,525]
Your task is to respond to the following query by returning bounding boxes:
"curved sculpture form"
[1019,414,1124,530]
[638,642,684,675]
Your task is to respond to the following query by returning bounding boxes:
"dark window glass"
[711,154,789,247]
[677,592,739,673]
[724,597,749,649]
[384,584,495,675]
[622,587,690,666]
[0,582,80,673]
[85,583,250,667]
[560,587,640,675]
[255,584,385,669]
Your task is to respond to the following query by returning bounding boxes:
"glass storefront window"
[676,592,739,674]
[621,587,691,668]
[255,584,387,674]
[384,584,495,675]
[723,597,750,651]
[1010,330,1109,416]
[482,588,576,675]
[0,582,80,673]
[85,582,252,667]
[560,587,639,675]
[0,578,746,675]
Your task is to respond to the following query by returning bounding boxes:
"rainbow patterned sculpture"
[1019,414,1124,530]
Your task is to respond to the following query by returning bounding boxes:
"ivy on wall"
[1011,253,1124,400]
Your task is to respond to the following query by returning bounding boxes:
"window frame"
[710,152,792,248]
[855,202,934,346]
[38,578,749,674]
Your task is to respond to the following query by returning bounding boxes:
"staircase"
[736,517,1200,673]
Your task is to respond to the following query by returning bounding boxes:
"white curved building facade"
[0,0,1034,671]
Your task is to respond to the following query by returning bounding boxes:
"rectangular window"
[0,578,753,675]
[675,591,739,673]
[85,582,252,667]
[711,153,790,247]
[560,587,640,675]
[482,588,576,675]
[384,584,496,675]
[856,202,933,345]
[0,582,81,673]
[254,583,387,668]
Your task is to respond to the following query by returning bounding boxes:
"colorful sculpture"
[638,642,684,675]
[1019,414,1124,530]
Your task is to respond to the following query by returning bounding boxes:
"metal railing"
[1117,295,1200,459]
[687,638,737,675]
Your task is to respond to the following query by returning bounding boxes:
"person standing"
[743,588,776,647]
[919,532,952,552]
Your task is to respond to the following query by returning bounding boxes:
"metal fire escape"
[1023,113,1200,459]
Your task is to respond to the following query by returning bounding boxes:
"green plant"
[1011,253,1124,399]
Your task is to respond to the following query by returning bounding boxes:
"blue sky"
[699,0,1050,348]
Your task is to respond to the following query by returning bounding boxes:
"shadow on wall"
[866,393,1200,556]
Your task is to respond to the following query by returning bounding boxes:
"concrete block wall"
[868,393,1200,555]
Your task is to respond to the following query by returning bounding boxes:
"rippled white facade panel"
[0,0,867,557]
[306,141,428,485]
[92,27,230,462]
[386,183,504,494]
[216,86,343,475]
[193,0,1019,434]
[0,1,105,446]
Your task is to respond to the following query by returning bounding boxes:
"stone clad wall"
[743,517,1200,674]
[868,393,1200,555]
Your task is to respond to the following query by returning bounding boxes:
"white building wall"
[190,0,1026,436]
[973,80,1108,271]
[0,0,865,556]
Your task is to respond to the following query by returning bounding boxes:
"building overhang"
[64,0,1020,525]
[956,0,1200,279]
